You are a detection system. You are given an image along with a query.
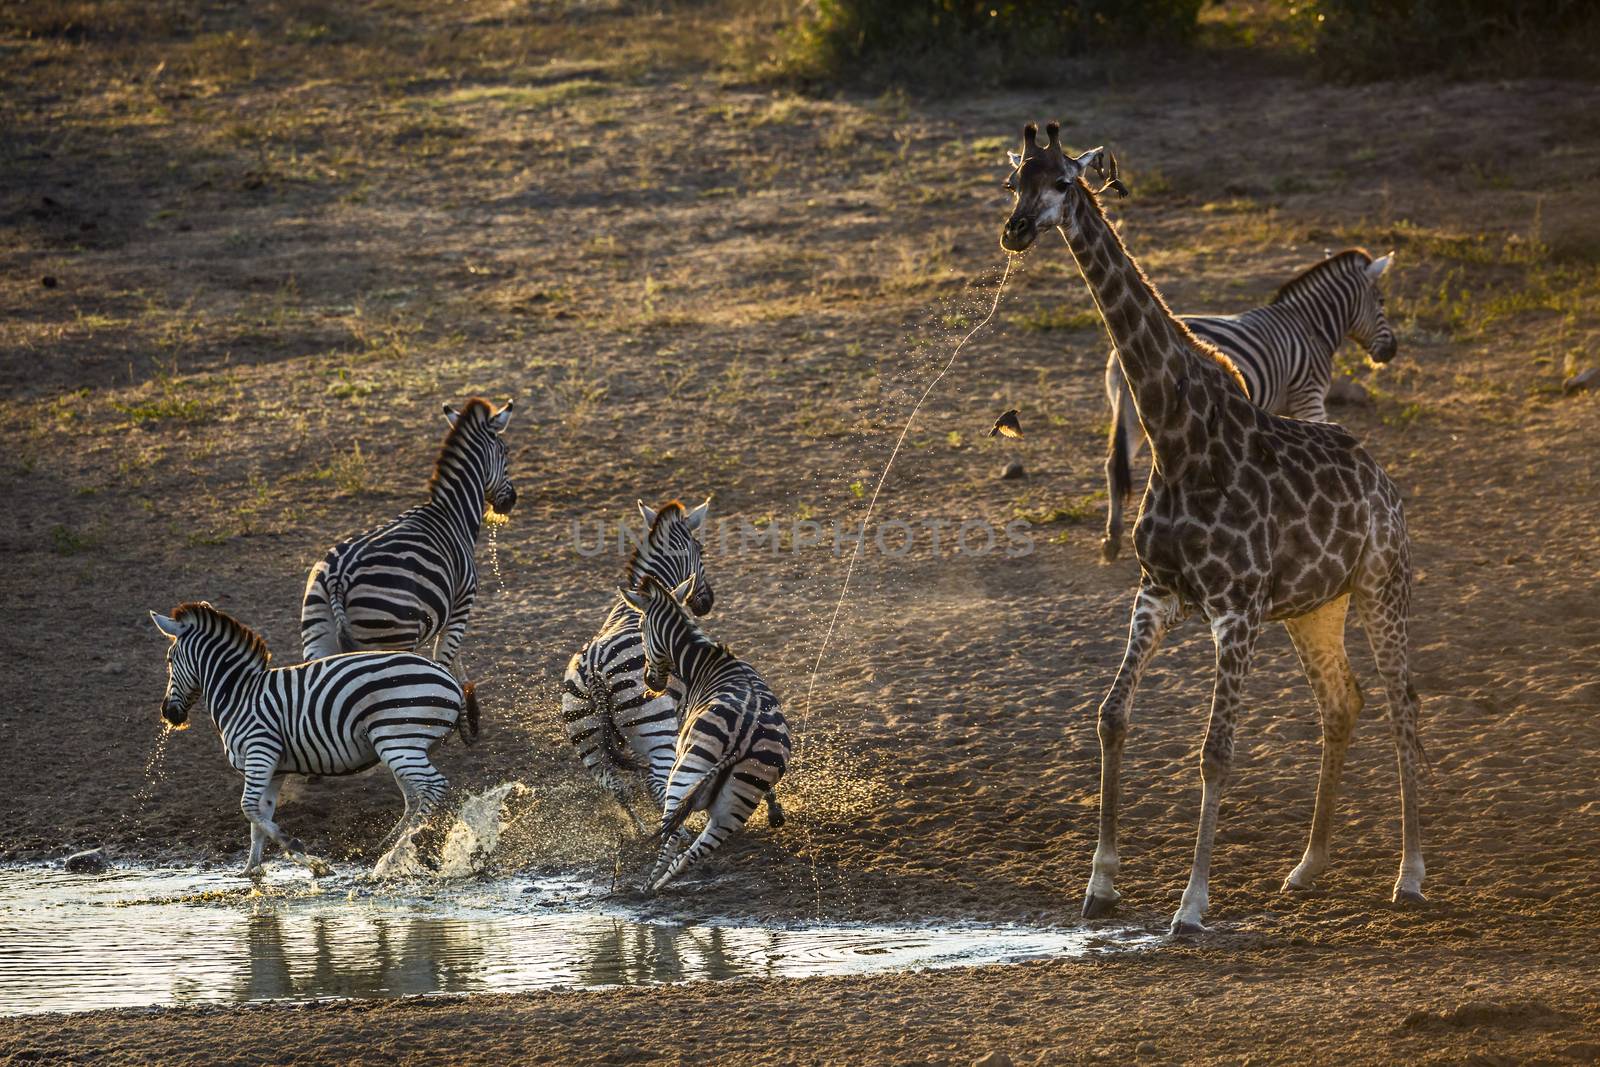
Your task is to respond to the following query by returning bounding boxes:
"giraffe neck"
[1061,183,1225,477]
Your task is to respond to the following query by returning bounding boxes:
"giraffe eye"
[1054,178,1070,192]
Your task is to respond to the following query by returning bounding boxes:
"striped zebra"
[617,574,790,891]
[1101,248,1396,560]
[562,498,746,828]
[301,397,516,666]
[149,601,480,876]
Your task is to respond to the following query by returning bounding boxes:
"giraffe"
[1000,121,1425,934]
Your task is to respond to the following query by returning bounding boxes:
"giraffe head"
[1000,121,1123,253]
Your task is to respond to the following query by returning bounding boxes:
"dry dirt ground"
[3,3,1600,1064]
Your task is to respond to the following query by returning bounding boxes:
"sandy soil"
[2,3,1599,1063]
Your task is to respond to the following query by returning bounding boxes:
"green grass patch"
[1014,306,1101,332]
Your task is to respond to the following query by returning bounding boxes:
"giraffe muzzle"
[1001,215,1037,253]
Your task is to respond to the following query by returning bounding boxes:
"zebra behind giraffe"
[1101,249,1398,559]
[617,574,790,891]
[300,397,516,668]
[149,600,480,877]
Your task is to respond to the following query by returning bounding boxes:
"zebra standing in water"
[149,601,480,876]
[617,575,790,891]
[562,498,778,829]
[1101,249,1397,560]
[301,397,516,665]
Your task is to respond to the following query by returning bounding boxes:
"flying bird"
[988,409,1022,439]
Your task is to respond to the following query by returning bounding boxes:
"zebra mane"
[623,500,687,589]
[427,397,495,499]
[1269,248,1373,306]
[171,602,272,666]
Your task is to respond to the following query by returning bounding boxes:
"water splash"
[372,781,529,880]
[794,259,1015,758]
[130,723,181,809]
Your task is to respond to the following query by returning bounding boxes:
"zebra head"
[441,398,517,517]
[630,497,713,615]
[149,609,200,726]
[1351,251,1398,364]
[1001,122,1125,254]
[618,574,698,697]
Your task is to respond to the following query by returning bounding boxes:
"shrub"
[1304,0,1600,79]
[773,0,1205,86]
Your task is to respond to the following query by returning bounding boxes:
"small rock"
[1000,460,1025,480]
[1563,367,1599,394]
[973,1054,1013,1067]
[65,847,108,873]
[40,275,58,289]
[101,660,124,675]
[1136,1041,1159,1057]
[1326,378,1369,406]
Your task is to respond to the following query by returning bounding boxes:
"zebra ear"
[1366,252,1394,280]
[150,611,184,640]
[488,399,514,433]
[618,586,649,614]
[443,403,461,428]
[670,575,696,603]
[637,499,657,527]
[685,497,710,533]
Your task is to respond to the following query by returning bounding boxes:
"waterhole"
[0,865,1154,1015]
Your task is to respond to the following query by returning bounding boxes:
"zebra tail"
[328,574,356,654]
[458,682,481,746]
[647,761,729,843]
[1109,404,1133,503]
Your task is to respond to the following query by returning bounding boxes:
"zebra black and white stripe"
[301,397,516,665]
[1102,248,1396,560]
[617,574,789,891]
[150,601,480,876]
[561,498,732,827]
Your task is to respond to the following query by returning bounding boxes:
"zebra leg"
[764,790,786,828]
[651,779,762,892]
[435,585,474,670]
[561,654,646,829]
[244,773,286,878]
[240,753,320,875]
[1289,388,1329,423]
[1084,584,1181,919]
[377,742,451,871]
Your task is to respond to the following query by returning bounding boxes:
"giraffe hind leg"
[1281,595,1362,893]
[1355,561,1426,905]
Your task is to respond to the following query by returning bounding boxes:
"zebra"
[1101,248,1396,560]
[149,600,480,876]
[562,497,761,830]
[617,574,790,891]
[301,397,516,666]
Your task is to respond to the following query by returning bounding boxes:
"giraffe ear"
[150,611,184,640]
[1366,252,1394,280]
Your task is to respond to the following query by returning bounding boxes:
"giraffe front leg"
[1172,611,1259,935]
[1282,596,1362,892]
[1085,585,1180,919]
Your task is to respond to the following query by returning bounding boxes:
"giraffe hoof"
[1100,538,1120,563]
[1281,874,1317,893]
[1169,917,1207,937]
[1082,892,1120,919]
[1392,886,1427,906]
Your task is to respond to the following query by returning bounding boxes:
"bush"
[1305,0,1600,79]
[774,0,1205,86]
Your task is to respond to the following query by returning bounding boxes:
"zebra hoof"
[1082,891,1120,920]
[767,806,786,829]
[308,858,332,878]
[287,837,306,855]
[243,864,264,880]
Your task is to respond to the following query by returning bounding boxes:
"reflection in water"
[0,866,1153,1016]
